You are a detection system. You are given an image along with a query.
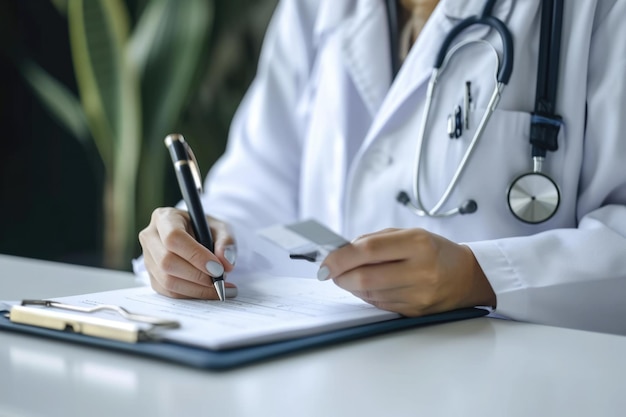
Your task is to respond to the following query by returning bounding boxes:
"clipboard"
[0,301,488,370]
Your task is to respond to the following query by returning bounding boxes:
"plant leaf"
[68,0,141,172]
[129,0,212,146]
[68,0,142,269]
[50,0,68,16]
[127,0,169,76]
[18,57,90,143]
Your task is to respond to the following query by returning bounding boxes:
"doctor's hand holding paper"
[138,0,626,335]
[318,228,496,317]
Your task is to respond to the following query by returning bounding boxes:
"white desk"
[1,254,625,417]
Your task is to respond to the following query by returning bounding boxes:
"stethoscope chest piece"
[507,172,560,224]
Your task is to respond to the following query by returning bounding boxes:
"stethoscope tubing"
[412,35,510,217]
[434,15,513,85]
[392,0,563,223]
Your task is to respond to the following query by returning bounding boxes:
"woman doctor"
[138,0,626,335]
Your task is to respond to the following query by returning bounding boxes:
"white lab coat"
[200,0,626,334]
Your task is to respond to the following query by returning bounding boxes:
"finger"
[350,227,400,243]
[142,246,195,296]
[140,213,215,287]
[140,235,171,287]
[145,237,239,298]
[143,229,211,286]
[360,298,408,315]
[149,272,187,299]
[150,237,214,286]
[154,209,224,278]
[338,278,419,316]
[149,265,238,300]
[150,272,218,299]
[320,229,425,280]
[343,282,438,317]
[350,287,425,316]
[332,261,414,293]
[330,259,442,316]
[210,219,237,270]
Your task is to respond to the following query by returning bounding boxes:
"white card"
[258,220,349,262]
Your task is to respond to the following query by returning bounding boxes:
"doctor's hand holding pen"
[139,208,496,316]
[138,207,238,300]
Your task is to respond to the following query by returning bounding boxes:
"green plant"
[20,0,213,269]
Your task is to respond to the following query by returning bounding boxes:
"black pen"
[164,134,226,301]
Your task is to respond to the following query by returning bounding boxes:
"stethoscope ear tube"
[433,16,514,84]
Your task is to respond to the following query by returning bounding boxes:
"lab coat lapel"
[339,1,393,117]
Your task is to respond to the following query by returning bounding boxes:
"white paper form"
[50,276,400,350]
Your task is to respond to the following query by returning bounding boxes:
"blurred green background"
[0,0,278,270]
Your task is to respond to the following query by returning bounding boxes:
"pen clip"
[182,141,204,194]
[464,80,472,130]
[165,134,204,193]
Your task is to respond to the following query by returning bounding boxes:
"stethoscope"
[389,0,564,224]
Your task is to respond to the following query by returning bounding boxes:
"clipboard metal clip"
[20,300,180,327]
[8,300,180,343]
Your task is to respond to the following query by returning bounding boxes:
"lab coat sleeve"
[198,1,319,263]
[467,1,626,335]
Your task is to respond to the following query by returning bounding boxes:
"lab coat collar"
[337,1,393,116]
[313,1,353,38]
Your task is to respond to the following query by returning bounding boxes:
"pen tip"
[214,280,226,302]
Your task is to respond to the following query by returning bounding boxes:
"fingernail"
[317,265,330,281]
[206,261,224,277]
[225,287,238,298]
[224,245,237,265]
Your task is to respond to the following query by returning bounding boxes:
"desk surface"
[1,254,625,417]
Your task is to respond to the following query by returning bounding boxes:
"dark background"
[0,0,276,270]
